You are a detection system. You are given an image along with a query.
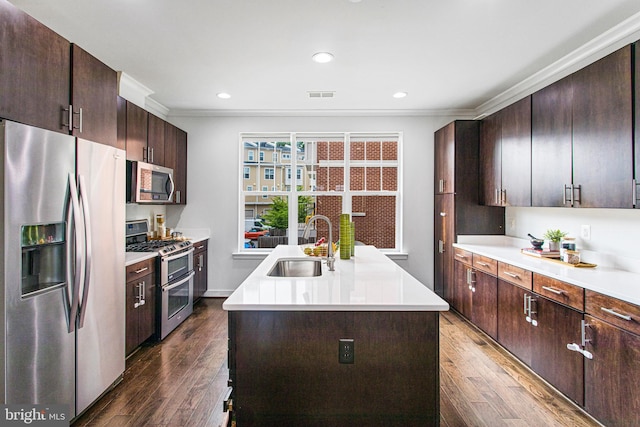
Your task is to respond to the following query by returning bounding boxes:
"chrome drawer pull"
[134,267,149,274]
[455,254,467,259]
[503,271,520,279]
[476,261,489,267]
[541,286,564,295]
[601,307,632,321]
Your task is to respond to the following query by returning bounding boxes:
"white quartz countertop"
[125,251,157,266]
[223,245,449,311]
[454,239,640,306]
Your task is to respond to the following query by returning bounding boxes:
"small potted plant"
[543,229,567,251]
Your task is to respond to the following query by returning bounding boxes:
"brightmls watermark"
[1,405,68,426]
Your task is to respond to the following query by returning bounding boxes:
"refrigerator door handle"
[67,173,85,333]
[77,175,93,328]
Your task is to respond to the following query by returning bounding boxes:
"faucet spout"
[302,215,335,271]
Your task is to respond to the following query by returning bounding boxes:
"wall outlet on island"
[581,225,591,240]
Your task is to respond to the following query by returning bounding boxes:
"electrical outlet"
[581,225,591,240]
[339,339,354,364]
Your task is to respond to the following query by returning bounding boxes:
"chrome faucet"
[302,215,335,271]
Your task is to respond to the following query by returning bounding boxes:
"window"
[239,133,401,252]
[243,167,250,179]
[247,150,255,162]
[259,151,265,162]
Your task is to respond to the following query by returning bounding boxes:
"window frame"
[238,132,403,253]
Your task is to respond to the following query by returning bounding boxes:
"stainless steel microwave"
[126,160,174,203]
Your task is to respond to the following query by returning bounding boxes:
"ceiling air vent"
[308,91,335,98]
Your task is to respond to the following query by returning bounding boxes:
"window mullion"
[288,133,298,242]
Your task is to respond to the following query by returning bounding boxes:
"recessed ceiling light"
[217,92,231,99]
[312,52,334,63]
[393,92,408,99]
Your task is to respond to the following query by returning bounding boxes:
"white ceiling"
[10,0,640,115]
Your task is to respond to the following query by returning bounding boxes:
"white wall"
[506,206,640,272]
[165,114,458,296]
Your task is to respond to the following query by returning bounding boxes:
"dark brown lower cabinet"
[497,279,533,365]
[228,310,440,426]
[471,270,498,340]
[584,315,640,426]
[497,280,584,405]
[193,240,208,302]
[531,295,584,405]
[452,260,497,340]
[125,260,156,356]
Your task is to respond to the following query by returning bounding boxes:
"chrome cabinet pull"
[573,184,581,204]
[134,282,141,308]
[495,188,500,205]
[476,261,489,267]
[455,253,467,259]
[134,267,149,274]
[438,240,444,254]
[633,179,638,206]
[601,307,632,321]
[175,190,181,204]
[438,179,444,193]
[503,271,520,279]
[198,254,204,271]
[563,184,571,205]
[501,189,506,205]
[567,320,593,359]
[150,147,154,163]
[541,286,564,295]
[525,295,537,326]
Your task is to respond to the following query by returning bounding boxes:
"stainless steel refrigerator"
[1,120,125,419]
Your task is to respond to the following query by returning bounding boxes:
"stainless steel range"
[126,220,194,340]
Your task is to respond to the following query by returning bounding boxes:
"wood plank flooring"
[73,298,601,426]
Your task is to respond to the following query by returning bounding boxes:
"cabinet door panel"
[71,44,117,147]
[453,261,472,318]
[137,275,156,343]
[531,77,573,207]
[584,315,640,426]
[531,296,584,405]
[572,46,633,208]
[174,128,188,204]
[0,1,70,133]
[434,122,454,194]
[125,101,148,161]
[500,97,532,207]
[497,279,532,366]
[147,113,165,165]
[434,194,454,299]
[471,270,497,340]
[479,113,502,206]
[125,280,140,356]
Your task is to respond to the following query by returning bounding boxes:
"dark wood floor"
[74,298,601,427]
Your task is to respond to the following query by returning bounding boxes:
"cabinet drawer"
[193,239,208,253]
[126,258,155,283]
[498,262,532,289]
[472,254,497,276]
[453,248,473,266]
[533,274,584,311]
[585,290,640,336]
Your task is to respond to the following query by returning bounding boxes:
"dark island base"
[228,310,440,426]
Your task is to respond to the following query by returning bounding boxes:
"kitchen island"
[223,245,448,426]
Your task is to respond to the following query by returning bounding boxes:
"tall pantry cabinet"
[433,121,504,299]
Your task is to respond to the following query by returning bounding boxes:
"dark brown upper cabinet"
[434,122,455,194]
[125,101,148,162]
[532,45,633,208]
[147,113,166,165]
[0,0,70,133]
[174,128,188,205]
[572,46,633,208]
[531,76,573,206]
[70,44,118,147]
[480,97,532,207]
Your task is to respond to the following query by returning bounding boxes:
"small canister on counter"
[560,237,576,258]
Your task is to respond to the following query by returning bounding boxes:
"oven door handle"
[162,247,195,263]
[163,271,195,292]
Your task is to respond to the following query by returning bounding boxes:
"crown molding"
[167,108,477,118]
[117,71,155,110]
[476,11,640,117]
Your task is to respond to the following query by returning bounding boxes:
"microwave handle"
[166,172,175,202]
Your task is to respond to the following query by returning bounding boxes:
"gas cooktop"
[125,220,192,256]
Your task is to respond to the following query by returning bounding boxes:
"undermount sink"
[267,258,322,277]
